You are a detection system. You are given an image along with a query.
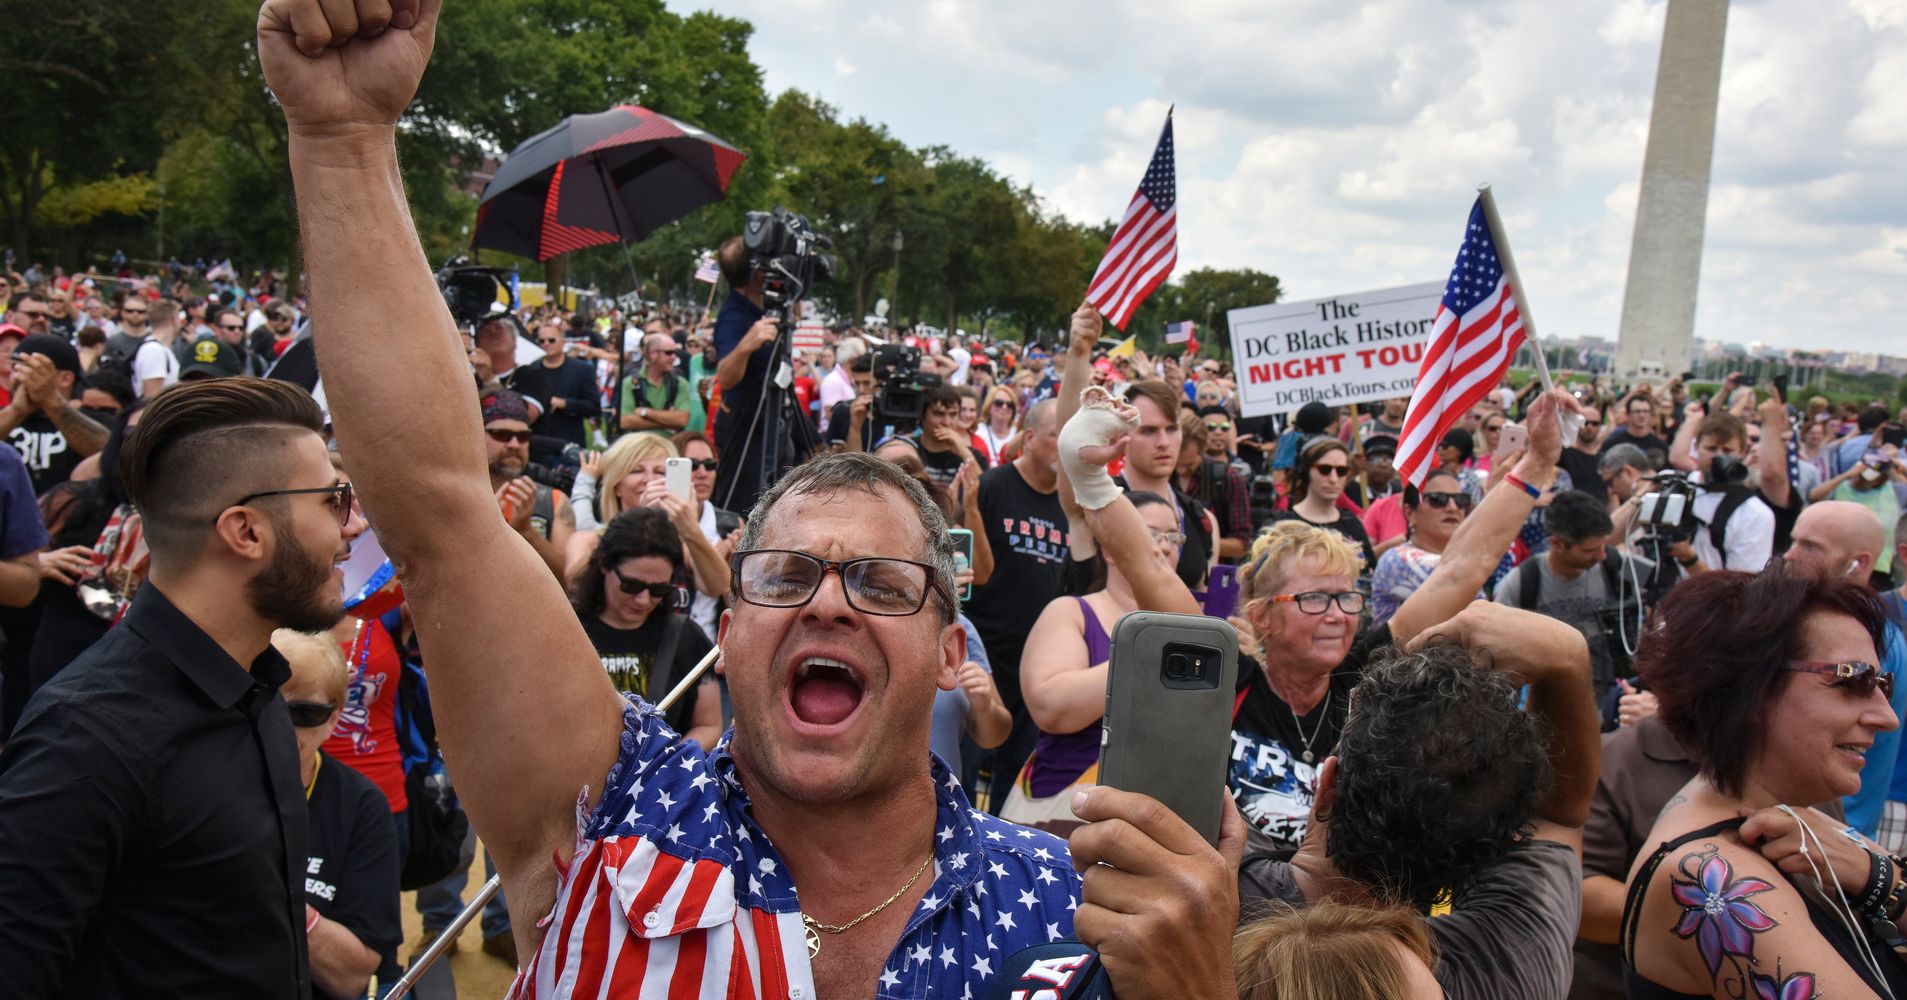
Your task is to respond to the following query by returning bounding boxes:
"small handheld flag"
[1085,111,1178,330]
[1165,320,1196,344]
[693,253,720,285]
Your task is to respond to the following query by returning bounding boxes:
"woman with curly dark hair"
[1621,566,1907,999]
[572,507,721,749]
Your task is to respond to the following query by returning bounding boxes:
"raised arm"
[1387,389,1579,645]
[1756,393,1792,509]
[259,0,624,906]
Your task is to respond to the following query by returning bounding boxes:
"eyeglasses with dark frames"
[286,700,338,729]
[732,548,951,617]
[1271,591,1367,615]
[1783,660,1895,700]
[220,482,355,527]
[609,566,675,600]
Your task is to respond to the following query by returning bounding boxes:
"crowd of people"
[3,3,1907,999]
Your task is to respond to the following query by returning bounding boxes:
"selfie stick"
[384,644,724,998]
[1477,183,1581,441]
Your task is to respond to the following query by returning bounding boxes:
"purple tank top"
[1026,597,1113,798]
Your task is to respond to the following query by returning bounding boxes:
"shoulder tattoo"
[1667,845,1813,997]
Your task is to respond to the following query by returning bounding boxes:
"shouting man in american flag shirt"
[260,2,1243,997]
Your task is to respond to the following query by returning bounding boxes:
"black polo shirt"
[0,585,311,998]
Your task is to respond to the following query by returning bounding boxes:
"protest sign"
[1227,282,1441,417]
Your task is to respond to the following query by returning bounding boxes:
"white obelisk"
[1615,0,1730,380]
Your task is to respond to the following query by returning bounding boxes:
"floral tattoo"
[1669,846,1816,997]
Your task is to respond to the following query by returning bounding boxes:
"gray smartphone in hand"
[1099,611,1240,846]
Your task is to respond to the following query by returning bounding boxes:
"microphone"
[983,940,1115,1000]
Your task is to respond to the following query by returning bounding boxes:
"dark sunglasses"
[1419,491,1474,511]
[486,428,531,444]
[990,399,1015,409]
[685,458,718,472]
[218,323,244,331]
[610,566,675,600]
[286,700,338,729]
[540,338,562,346]
[222,482,355,527]
[1312,463,1351,478]
[1205,422,1232,432]
[1784,660,1895,700]
[1583,420,1602,428]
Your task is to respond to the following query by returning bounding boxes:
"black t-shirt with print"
[964,463,1070,699]
[305,751,402,984]
[1229,623,1390,859]
[919,441,988,490]
[1267,506,1375,573]
[582,611,714,735]
[8,414,83,495]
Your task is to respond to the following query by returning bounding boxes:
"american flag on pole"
[1394,197,1528,487]
[1085,112,1177,329]
[1165,320,1196,344]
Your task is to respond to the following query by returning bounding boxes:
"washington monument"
[1615,0,1730,380]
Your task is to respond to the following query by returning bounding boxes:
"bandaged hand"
[1059,386,1138,511]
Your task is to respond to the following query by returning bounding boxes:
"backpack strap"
[1708,489,1753,568]
[1620,817,1747,965]
[1519,557,1543,610]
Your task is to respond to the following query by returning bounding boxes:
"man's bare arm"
[261,0,624,907]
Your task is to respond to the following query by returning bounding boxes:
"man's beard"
[248,516,341,633]
[490,456,525,480]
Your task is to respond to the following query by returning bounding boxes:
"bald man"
[1782,500,1907,836]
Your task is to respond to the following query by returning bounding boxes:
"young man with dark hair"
[917,382,984,488]
[510,316,601,455]
[825,352,877,452]
[1599,393,1668,469]
[1496,489,1647,706]
[0,376,366,997]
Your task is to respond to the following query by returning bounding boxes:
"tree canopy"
[4,0,1278,348]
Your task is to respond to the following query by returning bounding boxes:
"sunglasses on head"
[286,700,338,729]
[610,566,675,600]
[486,428,531,444]
[1419,491,1474,511]
[1784,660,1895,699]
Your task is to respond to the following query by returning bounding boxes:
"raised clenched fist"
[257,0,440,136]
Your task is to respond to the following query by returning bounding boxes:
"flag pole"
[1475,183,1553,394]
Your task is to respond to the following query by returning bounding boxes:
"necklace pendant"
[804,923,820,958]
[1301,750,1315,764]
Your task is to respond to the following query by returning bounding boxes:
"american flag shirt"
[509,697,1081,999]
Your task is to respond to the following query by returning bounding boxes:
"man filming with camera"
[710,237,791,514]
[1676,411,1776,574]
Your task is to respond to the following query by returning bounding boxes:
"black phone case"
[1099,612,1240,846]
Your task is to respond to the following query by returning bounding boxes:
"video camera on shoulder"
[870,342,941,424]
[436,255,515,326]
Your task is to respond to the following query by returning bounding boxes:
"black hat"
[1295,400,1334,435]
[14,333,83,379]
[1362,433,1398,458]
[180,337,243,380]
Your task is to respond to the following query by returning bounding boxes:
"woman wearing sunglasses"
[570,508,722,750]
[1269,436,1376,573]
[273,628,401,1000]
[1622,567,1907,999]
[1368,474,1474,627]
[975,386,1019,466]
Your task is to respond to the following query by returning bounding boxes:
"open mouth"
[1836,743,1869,764]
[789,657,867,728]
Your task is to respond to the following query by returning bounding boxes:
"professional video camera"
[436,256,515,326]
[742,208,836,310]
[868,342,942,425]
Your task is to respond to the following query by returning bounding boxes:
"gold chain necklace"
[800,852,935,958]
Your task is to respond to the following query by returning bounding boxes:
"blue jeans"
[415,824,510,938]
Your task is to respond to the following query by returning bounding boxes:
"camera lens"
[1165,654,1189,681]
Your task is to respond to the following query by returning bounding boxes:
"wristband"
[306,908,321,933]
[1889,856,1907,921]
[1856,851,1892,916]
[1504,473,1541,499]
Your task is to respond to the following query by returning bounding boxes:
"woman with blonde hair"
[974,384,1019,466]
[566,432,729,639]
[1227,389,1580,858]
[1234,901,1443,1000]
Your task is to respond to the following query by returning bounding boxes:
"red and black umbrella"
[472,105,748,261]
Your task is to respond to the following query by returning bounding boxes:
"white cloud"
[666,0,1907,354]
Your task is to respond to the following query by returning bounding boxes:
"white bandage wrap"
[1059,386,1137,511]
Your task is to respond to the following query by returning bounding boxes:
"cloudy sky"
[664,0,1907,355]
